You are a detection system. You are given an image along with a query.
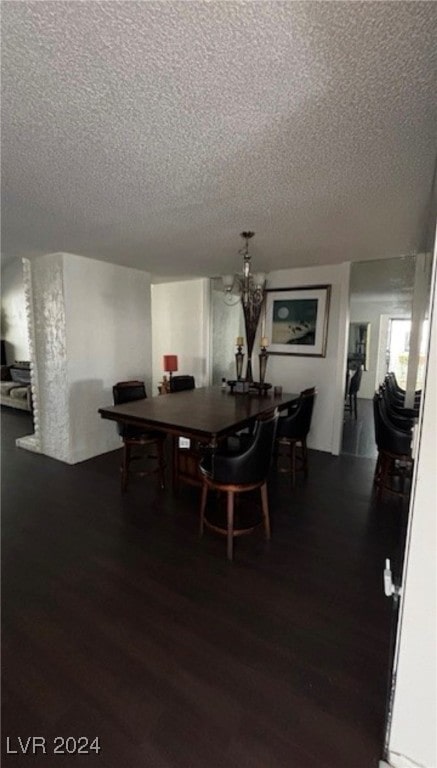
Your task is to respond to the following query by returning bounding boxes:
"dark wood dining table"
[99,385,299,489]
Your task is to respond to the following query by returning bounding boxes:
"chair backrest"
[212,410,279,485]
[278,387,316,440]
[381,381,420,417]
[113,380,147,405]
[372,393,381,447]
[349,365,363,395]
[379,386,415,430]
[386,371,421,399]
[112,381,147,436]
[169,375,195,393]
[374,395,412,457]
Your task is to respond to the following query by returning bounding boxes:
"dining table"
[99,385,299,490]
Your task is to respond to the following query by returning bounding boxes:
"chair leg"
[260,482,271,540]
[227,491,234,561]
[121,441,130,492]
[374,453,381,486]
[290,442,296,487]
[378,453,390,498]
[199,482,208,538]
[157,439,165,489]
[354,394,358,420]
[301,437,308,478]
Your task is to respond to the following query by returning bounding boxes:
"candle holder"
[258,345,268,385]
[235,345,245,380]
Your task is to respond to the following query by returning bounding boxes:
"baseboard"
[16,433,41,453]
[386,751,428,768]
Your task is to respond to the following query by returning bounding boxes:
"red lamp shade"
[163,355,178,374]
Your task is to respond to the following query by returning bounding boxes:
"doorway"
[385,317,430,390]
[341,257,416,458]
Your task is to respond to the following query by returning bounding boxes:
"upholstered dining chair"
[345,365,363,419]
[380,386,416,431]
[112,380,166,492]
[199,410,279,561]
[275,387,316,486]
[383,376,420,417]
[385,372,421,403]
[169,375,195,393]
[372,392,413,499]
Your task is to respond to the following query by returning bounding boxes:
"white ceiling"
[1,1,436,280]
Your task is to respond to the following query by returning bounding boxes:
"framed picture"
[264,285,331,357]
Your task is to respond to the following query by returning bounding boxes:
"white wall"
[151,279,210,394]
[1,258,30,362]
[23,252,152,464]
[388,255,437,768]
[349,297,411,399]
[266,263,350,454]
[63,254,153,463]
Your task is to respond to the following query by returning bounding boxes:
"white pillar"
[18,252,153,464]
[404,253,431,407]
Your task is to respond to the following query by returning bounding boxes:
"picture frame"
[264,285,331,357]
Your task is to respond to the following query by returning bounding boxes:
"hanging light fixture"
[222,232,266,308]
[222,232,266,382]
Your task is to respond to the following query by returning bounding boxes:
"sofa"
[0,362,32,412]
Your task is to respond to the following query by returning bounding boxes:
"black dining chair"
[384,376,420,416]
[275,387,316,486]
[345,365,363,419]
[169,375,195,393]
[386,372,421,402]
[372,393,413,499]
[380,386,416,431]
[199,411,279,561]
[112,380,166,492]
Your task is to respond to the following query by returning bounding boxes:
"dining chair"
[199,410,279,561]
[112,380,166,492]
[345,365,363,419]
[379,386,416,431]
[386,372,421,402]
[372,393,413,499]
[275,387,316,486]
[169,375,195,393]
[384,376,420,416]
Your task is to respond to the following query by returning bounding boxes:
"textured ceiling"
[1,1,436,279]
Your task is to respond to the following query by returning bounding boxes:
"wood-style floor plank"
[1,409,407,767]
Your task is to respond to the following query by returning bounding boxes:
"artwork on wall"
[264,285,331,357]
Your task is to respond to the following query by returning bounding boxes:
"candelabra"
[222,232,266,383]
[235,337,244,380]
[258,337,269,385]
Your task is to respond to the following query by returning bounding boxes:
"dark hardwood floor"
[1,408,408,768]
[342,398,378,459]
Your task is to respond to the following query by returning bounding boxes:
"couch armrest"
[1,365,12,382]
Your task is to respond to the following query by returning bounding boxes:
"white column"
[404,253,431,407]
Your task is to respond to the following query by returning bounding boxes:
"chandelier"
[222,232,266,309]
[222,231,267,383]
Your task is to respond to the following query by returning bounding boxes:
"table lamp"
[163,355,178,380]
